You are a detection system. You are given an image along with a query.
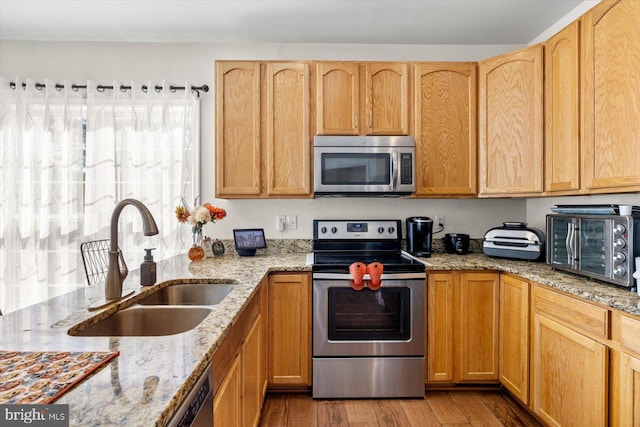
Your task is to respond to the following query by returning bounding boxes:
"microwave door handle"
[391,151,399,188]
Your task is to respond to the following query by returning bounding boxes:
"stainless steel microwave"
[313,135,415,196]
[546,214,640,287]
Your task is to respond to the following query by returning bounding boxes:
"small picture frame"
[202,237,214,258]
[233,228,267,256]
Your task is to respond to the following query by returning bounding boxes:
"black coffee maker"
[406,217,433,257]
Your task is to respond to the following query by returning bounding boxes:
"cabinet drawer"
[532,284,609,339]
[619,314,640,356]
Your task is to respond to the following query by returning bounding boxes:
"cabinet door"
[532,314,608,426]
[214,353,242,427]
[457,272,500,382]
[317,62,359,135]
[426,273,455,383]
[499,275,530,404]
[545,21,580,193]
[265,62,312,196]
[363,62,410,135]
[414,62,477,196]
[582,0,640,192]
[242,313,264,427]
[215,61,261,196]
[478,45,544,196]
[268,273,311,386]
[619,351,640,426]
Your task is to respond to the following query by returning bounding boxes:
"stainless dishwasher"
[167,363,214,427]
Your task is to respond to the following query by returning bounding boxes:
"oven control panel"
[315,220,401,240]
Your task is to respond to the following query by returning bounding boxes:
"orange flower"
[204,203,227,221]
[175,205,190,223]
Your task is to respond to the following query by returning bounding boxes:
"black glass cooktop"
[312,251,425,273]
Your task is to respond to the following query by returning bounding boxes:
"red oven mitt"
[366,262,383,290]
[349,262,367,291]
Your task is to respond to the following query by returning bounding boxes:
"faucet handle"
[118,250,128,281]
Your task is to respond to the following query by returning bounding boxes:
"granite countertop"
[1,249,639,426]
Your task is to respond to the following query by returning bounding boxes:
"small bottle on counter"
[140,248,156,286]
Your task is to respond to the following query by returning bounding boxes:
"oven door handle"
[312,272,426,280]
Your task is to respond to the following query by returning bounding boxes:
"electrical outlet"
[434,214,445,231]
[285,215,297,230]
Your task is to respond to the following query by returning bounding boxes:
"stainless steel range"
[310,219,426,398]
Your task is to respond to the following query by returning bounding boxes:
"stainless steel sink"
[70,306,213,336]
[137,283,235,306]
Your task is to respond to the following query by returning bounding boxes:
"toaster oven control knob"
[614,265,627,277]
[613,252,627,263]
[614,224,627,235]
[614,238,627,249]
[320,227,327,234]
[378,227,385,234]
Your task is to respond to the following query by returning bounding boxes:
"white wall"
[1,40,529,239]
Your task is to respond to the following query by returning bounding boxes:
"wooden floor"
[258,391,542,427]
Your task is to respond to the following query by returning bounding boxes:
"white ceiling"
[0,0,587,45]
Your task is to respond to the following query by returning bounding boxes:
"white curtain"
[84,81,199,266]
[0,77,85,314]
[0,78,199,314]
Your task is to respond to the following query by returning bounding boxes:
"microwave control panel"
[400,153,413,185]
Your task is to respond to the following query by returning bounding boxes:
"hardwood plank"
[427,392,469,424]
[344,399,379,424]
[317,399,349,426]
[476,392,541,427]
[450,392,503,427]
[259,394,287,427]
[372,399,413,427]
[399,399,441,426]
[287,394,317,427]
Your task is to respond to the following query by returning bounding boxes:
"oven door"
[313,275,424,357]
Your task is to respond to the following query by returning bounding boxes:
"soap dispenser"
[140,248,156,286]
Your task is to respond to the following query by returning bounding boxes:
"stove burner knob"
[388,226,395,234]
[378,227,385,234]
[331,227,338,234]
[320,227,327,234]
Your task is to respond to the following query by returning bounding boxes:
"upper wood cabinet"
[581,0,640,193]
[478,45,544,197]
[215,62,261,196]
[316,62,410,135]
[545,21,581,194]
[265,62,312,196]
[413,62,477,196]
[215,61,312,198]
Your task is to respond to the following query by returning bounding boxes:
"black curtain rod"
[8,81,209,96]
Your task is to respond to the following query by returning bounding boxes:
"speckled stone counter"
[0,252,309,427]
[414,252,640,316]
[2,249,639,426]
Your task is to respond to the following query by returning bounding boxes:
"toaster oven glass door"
[549,217,577,268]
[578,219,610,276]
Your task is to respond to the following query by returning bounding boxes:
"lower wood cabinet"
[214,353,242,426]
[426,271,499,384]
[213,282,267,427]
[268,272,311,387]
[499,274,530,404]
[531,284,608,426]
[618,351,640,426]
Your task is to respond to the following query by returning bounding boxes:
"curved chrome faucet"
[105,199,159,300]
